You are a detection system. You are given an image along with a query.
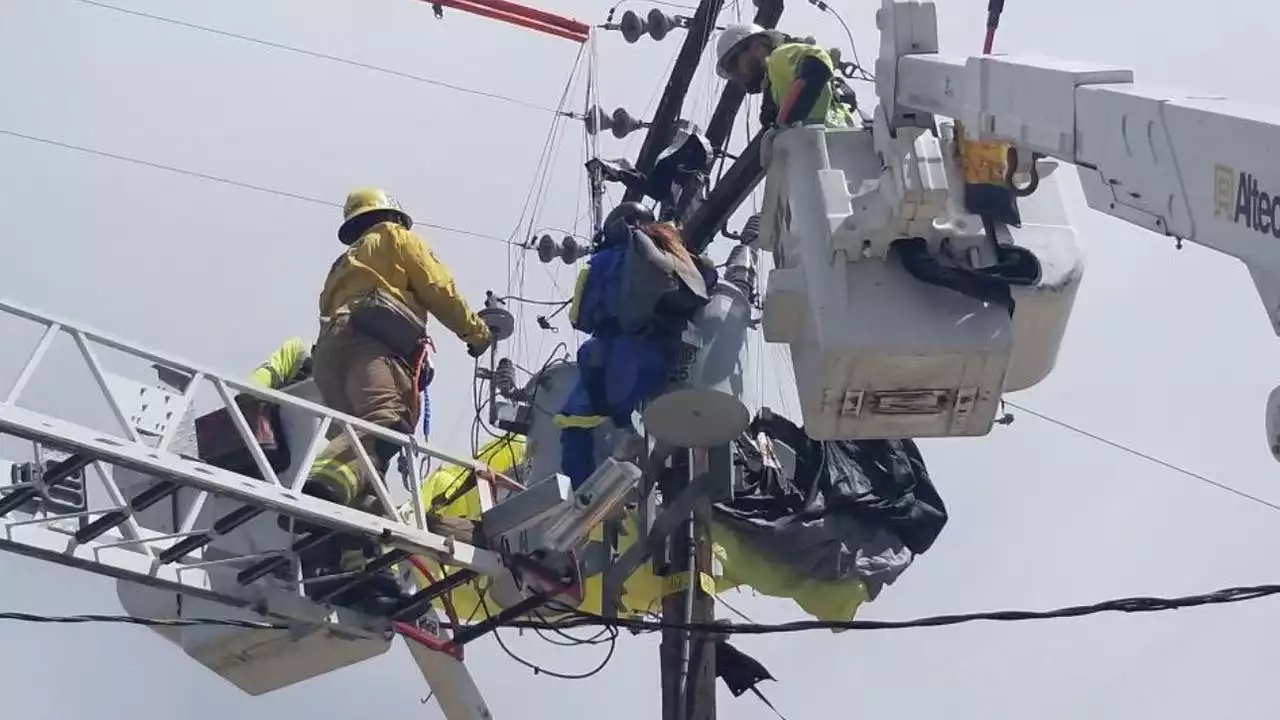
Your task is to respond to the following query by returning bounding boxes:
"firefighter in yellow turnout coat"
[297,188,493,612]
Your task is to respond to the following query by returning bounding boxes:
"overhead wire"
[0,128,521,247]
[804,0,875,83]
[68,0,574,117]
[501,39,589,362]
[10,579,1280,635]
[1005,400,1280,514]
[473,577,619,680]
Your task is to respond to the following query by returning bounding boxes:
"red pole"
[467,0,590,35]
[427,0,589,43]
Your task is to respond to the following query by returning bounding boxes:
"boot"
[302,536,413,617]
[305,569,410,617]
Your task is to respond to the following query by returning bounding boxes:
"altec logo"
[1216,164,1280,237]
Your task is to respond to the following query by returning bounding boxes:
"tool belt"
[346,288,430,363]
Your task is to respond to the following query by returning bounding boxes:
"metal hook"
[1005,146,1042,197]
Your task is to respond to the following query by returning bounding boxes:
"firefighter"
[248,337,313,390]
[714,23,856,128]
[555,202,717,488]
[298,187,492,610]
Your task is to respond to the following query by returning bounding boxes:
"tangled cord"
[478,583,620,680]
[7,582,1280,634]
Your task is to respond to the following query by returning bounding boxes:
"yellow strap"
[568,266,590,328]
[553,413,608,429]
[659,570,717,599]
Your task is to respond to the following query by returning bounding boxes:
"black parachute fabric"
[713,410,949,594]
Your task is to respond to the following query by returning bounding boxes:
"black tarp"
[712,410,949,591]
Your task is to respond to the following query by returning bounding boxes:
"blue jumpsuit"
[555,226,718,488]
[555,332,674,487]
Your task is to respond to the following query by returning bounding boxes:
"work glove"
[466,331,493,358]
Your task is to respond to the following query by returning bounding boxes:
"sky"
[3,0,1280,718]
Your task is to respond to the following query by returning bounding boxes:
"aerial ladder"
[0,292,640,719]
[7,1,1280,719]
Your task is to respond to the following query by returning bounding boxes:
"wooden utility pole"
[658,448,719,720]
[626,1,787,717]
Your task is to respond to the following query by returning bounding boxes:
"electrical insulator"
[740,213,762,247]
[583,105,648,139]
[724,243,756,294]
[493,358,518,397]
[478,291,516,342]
[618,8,687,43]
[535,233,591,264]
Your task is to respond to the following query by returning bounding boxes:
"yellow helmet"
[338,187,413,243]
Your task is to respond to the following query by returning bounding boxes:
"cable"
[1006,401,1280,515]
[714,592,756,624]
[0,128,521,247]
[478,582,620,680]
[11,579,1280,635]
[0,612,289,629]
[489,611,618,679]
[806,0,875,83]
[68,0,572,117]
[498,294,571,307]
[501,41,587,362]
[548,581,1280,633]
[531,607,616,646]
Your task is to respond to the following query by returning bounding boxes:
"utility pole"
[619,2,788,718]
[617,0,724,715]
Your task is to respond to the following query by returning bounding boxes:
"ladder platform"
[0,295,570,718]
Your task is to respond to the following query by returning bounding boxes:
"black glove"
[467,337,492,358]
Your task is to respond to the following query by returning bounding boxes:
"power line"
[1007,400,1280,514]
[7,580,1280,636]
[0,612,288,629]
[0,127,521,247]
[68,0,574,118]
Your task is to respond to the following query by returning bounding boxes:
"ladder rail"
[0,296,492,475]
[0,403,507,576]
[0,296,511,577]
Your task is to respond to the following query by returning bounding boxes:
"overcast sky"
[4,0,1280,718]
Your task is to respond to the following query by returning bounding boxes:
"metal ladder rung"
[235,528,337,585]
[157,504,263,564]
[390,569,480,623]
[310,549,410,605]
[73,479,178,544]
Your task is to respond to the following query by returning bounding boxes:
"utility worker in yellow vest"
[248,337,313,390]
[297,187,492,611]
[714,23,856,129]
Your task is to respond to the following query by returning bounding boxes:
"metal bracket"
[599,467,721,616]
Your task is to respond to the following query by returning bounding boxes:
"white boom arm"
[877,0,1280,460]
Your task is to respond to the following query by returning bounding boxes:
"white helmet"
[715,23,780,79]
